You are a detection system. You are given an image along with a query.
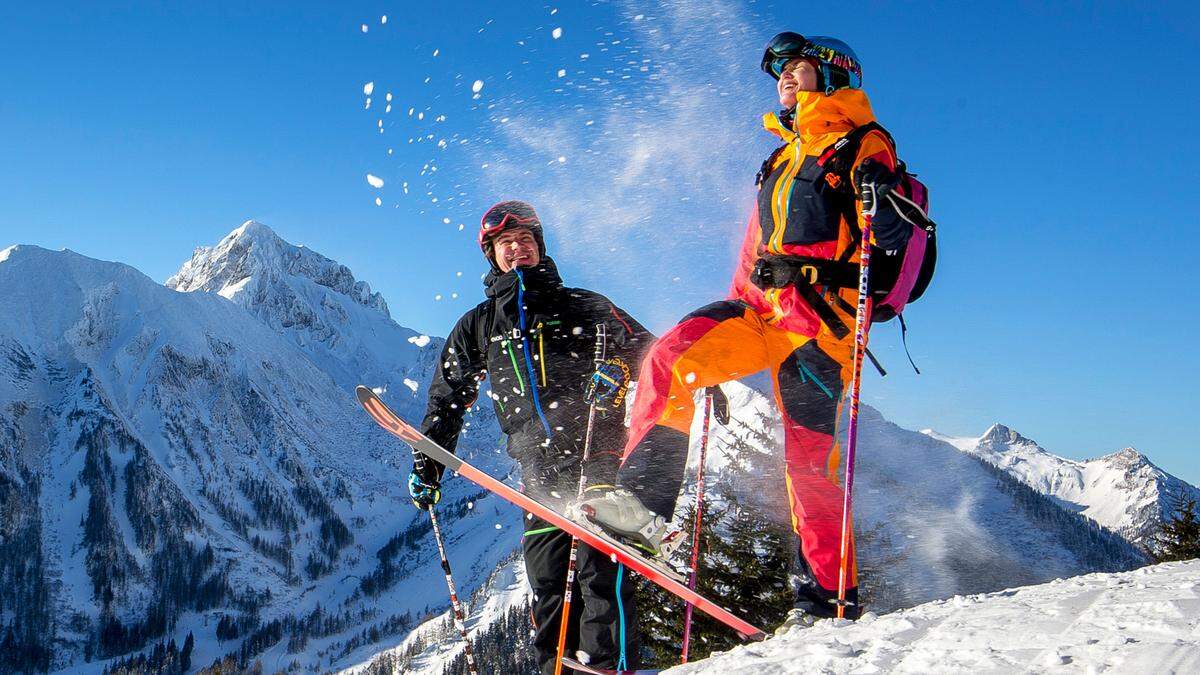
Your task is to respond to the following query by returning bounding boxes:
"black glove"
[408,454,444,510]
[855,159,911,252]
[707,386,731,426]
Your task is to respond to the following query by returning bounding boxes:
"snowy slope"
[669,559,1200,674]
[345,553,533,674]
[925,424,1200,546]
[0,237,521,673]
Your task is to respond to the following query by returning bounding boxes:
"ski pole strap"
[899,314,921,374]
[864,347,887,378]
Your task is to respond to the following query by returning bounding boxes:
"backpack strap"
[812,122,895,262]
[816,121,893,176]
[756,144,789,187]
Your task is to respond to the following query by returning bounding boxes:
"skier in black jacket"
[412,200,653,674]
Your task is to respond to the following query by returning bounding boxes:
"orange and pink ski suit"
[619,89,898,616]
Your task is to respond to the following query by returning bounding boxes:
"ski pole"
[554,324,608,675]
[836,181,877,620]
[681,389,713,663]
[428,506,478,675]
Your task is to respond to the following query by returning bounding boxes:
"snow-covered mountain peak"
[1094,446,1149,468]
[228,218,278,242]
[166,220,389,317]
[978,423,1037,448]
[165,221,459,427]
[0,239,508,673]
[0,243,19,263]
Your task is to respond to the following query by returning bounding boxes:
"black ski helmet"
[478,200,546,270]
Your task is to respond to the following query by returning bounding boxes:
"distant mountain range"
[924,424,1199,547]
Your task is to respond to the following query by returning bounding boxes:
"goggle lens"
[761,32,809,78]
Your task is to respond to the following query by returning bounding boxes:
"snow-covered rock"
[669,560,1200,674]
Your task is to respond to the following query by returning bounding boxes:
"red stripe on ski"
[355,386,766,641]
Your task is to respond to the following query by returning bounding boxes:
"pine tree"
[181,631,194,671]
[1150,497,1200,562]
[634,412,794,667]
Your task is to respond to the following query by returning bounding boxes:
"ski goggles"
[478,201,541,250]
[481,208,537,232]
[760,32,862,90]
[760,32,811,78]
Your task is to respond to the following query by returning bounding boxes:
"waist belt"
[750,255,892,377]
[750,255,858,339]
[751,255,861,291]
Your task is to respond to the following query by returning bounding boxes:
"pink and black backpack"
[816,121,937,324]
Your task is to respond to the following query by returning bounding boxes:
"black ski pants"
[522,515,638,675]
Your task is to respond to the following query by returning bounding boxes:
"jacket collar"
[763,88,877,147]
[483,256,564,300]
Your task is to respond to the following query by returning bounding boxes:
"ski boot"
[773,607,819,636]
[573,487,682,557]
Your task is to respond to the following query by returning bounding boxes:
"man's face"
[777,58,819,107]
[492,228,540,272]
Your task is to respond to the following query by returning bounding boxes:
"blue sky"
[2,1,1197,484]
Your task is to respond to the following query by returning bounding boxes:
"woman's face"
[777,58,819,107]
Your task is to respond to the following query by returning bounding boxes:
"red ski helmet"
[478,200,546,268]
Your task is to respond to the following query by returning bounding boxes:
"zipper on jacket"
[536,322,547,386]
[516,270,554,439]
[505,340,526,395]
[768,143,803,254]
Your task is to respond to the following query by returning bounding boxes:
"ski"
[356,385,766,641]
[559,656,661,674]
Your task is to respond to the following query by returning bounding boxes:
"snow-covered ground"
[671,560,1200,674]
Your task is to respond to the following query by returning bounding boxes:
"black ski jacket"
[420,258,653,497]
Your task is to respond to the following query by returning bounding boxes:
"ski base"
[356,385,766,641]
[560,656,661,675]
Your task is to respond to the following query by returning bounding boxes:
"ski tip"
[355,384,376,404]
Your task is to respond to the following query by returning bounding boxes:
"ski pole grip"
[860,182,878,219]
[593,323,607,367]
